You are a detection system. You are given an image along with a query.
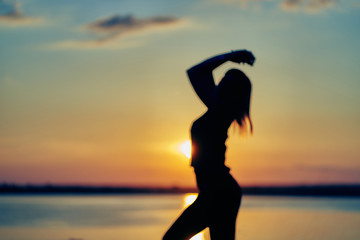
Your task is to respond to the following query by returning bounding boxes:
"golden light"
[183,194,205,240]
[184,193,197,207]
[178,140,191,159]
[190,233,204,240]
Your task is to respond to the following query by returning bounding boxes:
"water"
[0,194,359,240]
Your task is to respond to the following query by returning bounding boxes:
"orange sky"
[1,0,359,187]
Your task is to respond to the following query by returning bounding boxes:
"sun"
[178,140,191,159]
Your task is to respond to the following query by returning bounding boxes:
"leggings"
[163,172,242,240]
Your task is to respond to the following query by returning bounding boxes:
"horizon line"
[1,183,360,197]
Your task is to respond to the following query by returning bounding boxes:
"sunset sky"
[1,0,359,187]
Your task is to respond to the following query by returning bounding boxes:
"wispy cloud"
[87,14,180,35]
[216,0,272,8]
[280,0,303,11]
[281,0,337,13]
[53,14,189,50]
[215,0,340,13]
[0,0,43,26]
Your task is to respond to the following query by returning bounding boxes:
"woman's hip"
[195,170,242,196]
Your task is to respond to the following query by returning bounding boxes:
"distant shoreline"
[1,184,360,196]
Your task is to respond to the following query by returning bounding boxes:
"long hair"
[218,69,253,134]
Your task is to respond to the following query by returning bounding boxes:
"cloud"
[87,14,180,35]
[215,0,272,8]
[0,0,43,26]
[53,14,189,50]
[215,0,339,13]
[52,37,143,50]
[281,0,337,13]
[280,0,303,11]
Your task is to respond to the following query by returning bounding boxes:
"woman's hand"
[227,50,255,66]
[187,49,255,108]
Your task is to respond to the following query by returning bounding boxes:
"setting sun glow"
[179,140,192,159]
[179,140,191,159]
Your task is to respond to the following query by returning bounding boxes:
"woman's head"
[217,69,253,133]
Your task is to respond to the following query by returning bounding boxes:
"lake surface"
[0,194,359,240]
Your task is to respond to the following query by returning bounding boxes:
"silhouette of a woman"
[163,50,255,240]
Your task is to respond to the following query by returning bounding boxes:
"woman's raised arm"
[187,50,255,108]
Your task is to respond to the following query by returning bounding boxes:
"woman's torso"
[190,109,230,174]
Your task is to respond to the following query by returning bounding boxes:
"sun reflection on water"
[184,194,197,207]
[184,194,205,240]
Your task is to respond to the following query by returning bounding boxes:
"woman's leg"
[208,175,242,240]
[163,195,209,240]
[208,198,240,240]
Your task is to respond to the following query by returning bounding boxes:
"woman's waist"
[190,155,226,169]
[194,167,240,191]
[193,164,230,175]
